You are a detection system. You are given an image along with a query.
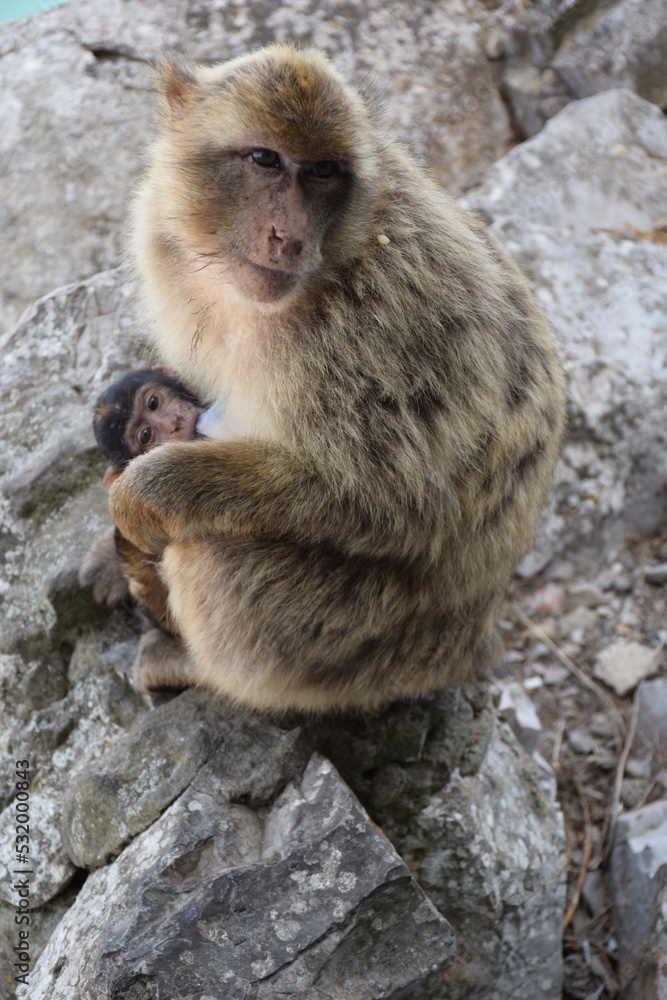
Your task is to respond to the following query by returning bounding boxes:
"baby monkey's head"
[93,369,204,484]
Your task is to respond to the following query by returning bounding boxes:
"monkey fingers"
[108,451,177,555]
[110,437,323,545]
[132,629,196,692]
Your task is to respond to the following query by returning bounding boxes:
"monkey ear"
[103,465,124,487]
[157,62,199,113]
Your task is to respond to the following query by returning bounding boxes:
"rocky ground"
[499,542,667,998]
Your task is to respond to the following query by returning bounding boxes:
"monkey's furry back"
[122,43,566,711]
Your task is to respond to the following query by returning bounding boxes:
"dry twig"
[551,718,566,771]
[563,782,593,929]
[604,680,643,857]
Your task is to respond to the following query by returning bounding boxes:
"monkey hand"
[108,438,327,550]
[108,449,180,555]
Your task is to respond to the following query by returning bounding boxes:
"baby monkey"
[80,370,206,679]
[94,369,206,485]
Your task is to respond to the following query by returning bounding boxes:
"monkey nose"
[270,228,303,260]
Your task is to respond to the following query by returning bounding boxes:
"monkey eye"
[147,394,160,411]
[139,426,154,448]
[305,161,339,179]
[251,149,281,169]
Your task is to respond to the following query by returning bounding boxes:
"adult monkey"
[108,43,565,710]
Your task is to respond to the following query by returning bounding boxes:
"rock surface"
[611,799,667,997]
[22,752,456,1000]
[499,0,667,137]
[317,691,566,999]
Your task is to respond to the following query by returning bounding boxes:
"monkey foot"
[78,526,131,608]
[133,629,195,692]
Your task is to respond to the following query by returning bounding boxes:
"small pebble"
[542,665,569,686]
[594,640,660,696]
[621,778,645,809]
[566,582,606,609]
[505,649,524,663]
[644,563,667,585]
[558,608,598,644]
[549,560,575,582]
[589,712,615,739]
[597,564,632,593]
[523,583,566,617]
[625,757,651,779]
[567,728,597,755]
[497,681,542,754]
[531,642,551,660]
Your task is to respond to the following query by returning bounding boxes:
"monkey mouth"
[236,255,299,300]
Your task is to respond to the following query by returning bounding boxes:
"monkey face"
[172,142,355,305]
[212,147,353,303]
[126,383,204,455]
[146,48,374,308]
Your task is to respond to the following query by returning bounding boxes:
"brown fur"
[109,43,566,712]
[78,525,174,631]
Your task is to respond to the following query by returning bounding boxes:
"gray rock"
[557,607,599,647]
[0,268,147,661]
[645,563,667,586]
[60,696,312,871]
[60,689,231,868]
[0,0,512,336]
[21,754,456,1000]
[0,672,147,908]
[0,880,81,1000]
[496,681,543,754]
[552,0,667,110]
[464,89,667,234]
[594,640,660,696]
[542,664,570,686]
[314,686,495,832]
[611,799,667,997]
[317,693,565,1000]
[501,64,571,139]
[639,679,667,747]
[499,0,667,137]
[412,723,566,999]
[566,582,606,609]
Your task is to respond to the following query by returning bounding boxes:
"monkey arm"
[107,438,419,558]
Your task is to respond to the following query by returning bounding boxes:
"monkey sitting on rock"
[83,43,565,711]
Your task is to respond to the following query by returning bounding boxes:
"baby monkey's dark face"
[126,383,204,455]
